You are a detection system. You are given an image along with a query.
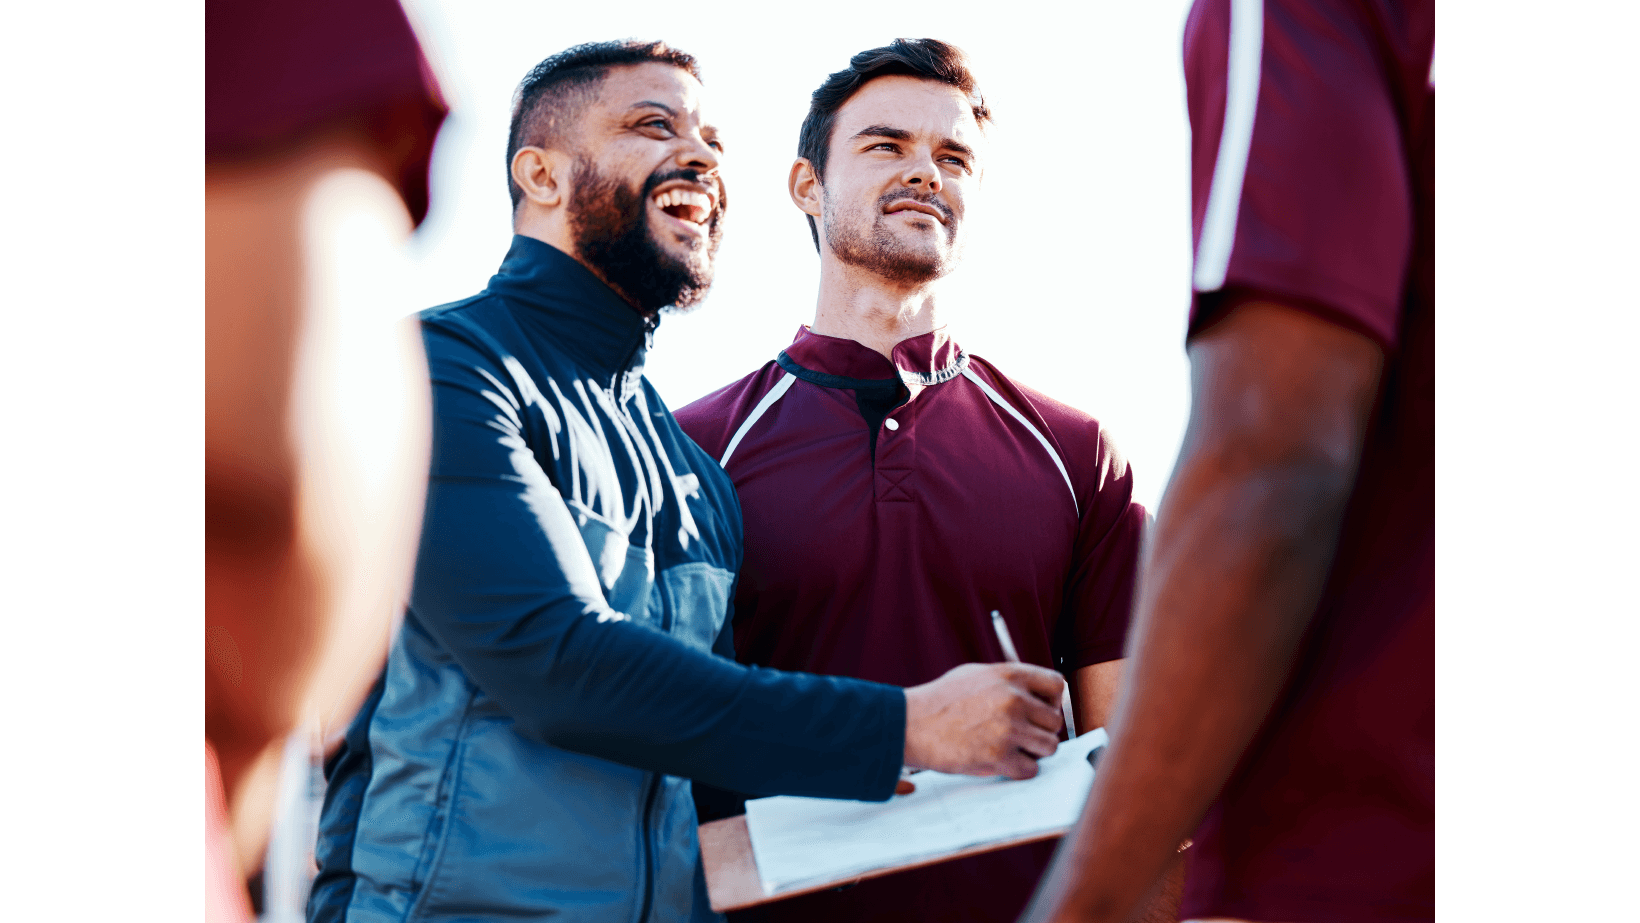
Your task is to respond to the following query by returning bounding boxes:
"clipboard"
[698,814,1067,912]
[698,729,1106,912]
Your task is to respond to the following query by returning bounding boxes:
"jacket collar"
[776,325,968,392]
[485,235,657,375]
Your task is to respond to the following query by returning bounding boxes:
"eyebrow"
[852,124,975,159]
[628,101,678,116]
[852,125,912,143]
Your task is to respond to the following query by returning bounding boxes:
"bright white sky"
[394,0,1199,513]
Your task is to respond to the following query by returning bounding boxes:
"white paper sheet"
[744,728,1107,896]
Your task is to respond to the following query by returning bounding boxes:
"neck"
[513,211,647,314]
[808,256,942,360]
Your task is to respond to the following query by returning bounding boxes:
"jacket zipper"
[635,771,662,923]
[614,315,658,403]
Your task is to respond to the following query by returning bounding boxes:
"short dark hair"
[507,40,702,210]
[796,38,991,250]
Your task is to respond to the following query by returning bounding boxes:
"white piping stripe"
[961,368,1078,516]
[1193,0,1264,292]
[719,373,795,467]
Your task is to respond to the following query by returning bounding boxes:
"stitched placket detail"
[874,408,916,503]
[875,466,915,503]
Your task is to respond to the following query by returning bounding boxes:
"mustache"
[878,189,953,223]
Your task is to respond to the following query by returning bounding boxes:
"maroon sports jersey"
[676,326,1146,923]
[1182,0,1434,920]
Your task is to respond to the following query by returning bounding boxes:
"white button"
[884,418,900,431]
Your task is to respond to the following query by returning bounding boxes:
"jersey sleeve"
[1185,0,1414,349]
[1058,425,1146,670]
[408,321,905,802]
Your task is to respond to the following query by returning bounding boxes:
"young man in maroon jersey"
[675,39,1158,923]
[1021,1,1434,922]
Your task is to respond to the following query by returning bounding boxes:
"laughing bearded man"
[308,40,1071,923]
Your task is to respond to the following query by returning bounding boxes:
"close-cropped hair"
[507,39,702,210]
[796,38,991,249]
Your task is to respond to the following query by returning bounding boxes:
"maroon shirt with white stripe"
[1182,0,1433,920]
[677,326,1145,923]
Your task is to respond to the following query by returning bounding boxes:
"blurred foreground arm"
[1020,299,1384,923]
[206,138,428,869]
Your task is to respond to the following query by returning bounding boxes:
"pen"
[990,610,1077,738]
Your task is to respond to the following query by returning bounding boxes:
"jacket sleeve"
[408,320,904,802]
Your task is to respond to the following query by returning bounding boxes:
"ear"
[788,158,823,219]
[512,146,570,210]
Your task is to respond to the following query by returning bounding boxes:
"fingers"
[1016,687,1064,733]
[907,662,1071,778]
[1007,662,1067,702]
[997,721,1061,777]
[1012,723,1061,760]
[997,749,1043,780]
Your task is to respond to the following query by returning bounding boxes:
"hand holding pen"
[991,610,1078,739]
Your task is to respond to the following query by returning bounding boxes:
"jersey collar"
[776,326,969,392]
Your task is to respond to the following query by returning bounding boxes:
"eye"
[868,142,899,153]
[641,117,674,134]
[941,155,972,173]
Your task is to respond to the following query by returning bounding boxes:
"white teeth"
[652,188,713,224]
[653,189,710,211]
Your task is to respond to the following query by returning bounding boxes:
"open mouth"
[651,187,715,227]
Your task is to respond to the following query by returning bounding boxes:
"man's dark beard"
[824,188,956,285]
[568,157,724,315]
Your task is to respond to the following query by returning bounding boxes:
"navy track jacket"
[309,237,905,923]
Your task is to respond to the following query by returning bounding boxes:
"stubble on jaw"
[822,188,958,285]
[567,156,725,314]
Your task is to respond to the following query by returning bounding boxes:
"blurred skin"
[206,129,430,874]
[508,62,1067,780]
[1018,300,1385,923]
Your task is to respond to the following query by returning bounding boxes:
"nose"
[679,131,721,177]
[903,152,941,194]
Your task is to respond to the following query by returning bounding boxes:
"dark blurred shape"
[206,0,447,225]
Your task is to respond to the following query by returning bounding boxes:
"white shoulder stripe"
[961,368,1078,516]
[719,372,795,467]
[1193,0,1265,292]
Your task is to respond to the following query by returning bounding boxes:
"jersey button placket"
[875,412,914,503]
